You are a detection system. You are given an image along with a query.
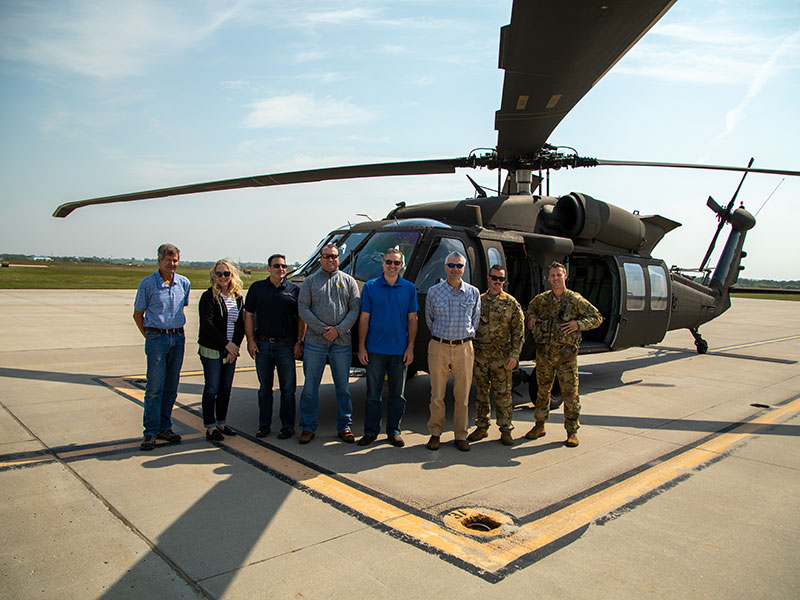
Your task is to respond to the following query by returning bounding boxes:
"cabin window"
[351,231,420,281]
[623,262,645,311]
[416,237,471,293]
[648,265,668,311]
[487,247,503,271]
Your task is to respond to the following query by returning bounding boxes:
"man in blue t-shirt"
[133,243,191,451]
[356,248,419,447]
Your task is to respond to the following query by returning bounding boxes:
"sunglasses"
[271,263,287,269]
[321,253,339,260]
[215,271,231,277]
[489,275,506,282]
[446,263,464,269]
[384,259,403,266]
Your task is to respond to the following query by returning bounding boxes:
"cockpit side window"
[416,237,471,293]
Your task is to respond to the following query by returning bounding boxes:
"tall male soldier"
[356,248,419,448]
[297,243,360,444]
[425,252,481,452]
[133,243,191,451]
[468,265,524,446]
[526,261,602,447]
[244,253,305,439]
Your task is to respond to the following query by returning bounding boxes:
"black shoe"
[217,425,237,436]
[389,435,405,448]
[156,430,181,443]
[256,427,270,438]
[206,429,224,442]
[357,434,376,446]
[140,435,156,451]
[277,428,295,440]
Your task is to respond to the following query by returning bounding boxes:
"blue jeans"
[364,352,407,437]
[299,341,352,433]
[143,331,185,436]
[255,339,297,430]
[200,355,237,428]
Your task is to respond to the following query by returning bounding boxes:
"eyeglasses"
[321,253,339,260]
[446,263,464,269]
[384,259,403,266]
[270,263,287,269]
[489,275,506,282]
[215,271,231,278]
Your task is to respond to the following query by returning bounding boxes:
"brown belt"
[432,336,472,346]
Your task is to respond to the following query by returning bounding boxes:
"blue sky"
[1,0,798,279]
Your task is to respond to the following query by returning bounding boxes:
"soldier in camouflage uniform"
[468,265,525,446]
[525,261,602,447]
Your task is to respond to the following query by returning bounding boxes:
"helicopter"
[54,0,800,403]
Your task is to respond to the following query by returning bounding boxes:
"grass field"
[0,263,267,290]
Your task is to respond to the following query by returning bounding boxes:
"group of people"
[133,242,602,453]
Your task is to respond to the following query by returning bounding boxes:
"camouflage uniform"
[526,289,602,433]
[472,291,525,432]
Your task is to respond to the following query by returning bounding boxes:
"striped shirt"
[134,271,190,329]
[222,293,238,341]
[425,279,481,340]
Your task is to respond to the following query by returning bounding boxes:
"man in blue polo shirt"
[356,248,419,447]
[133,243,191,451]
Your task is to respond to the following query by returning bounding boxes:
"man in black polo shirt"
[244,254,306,439]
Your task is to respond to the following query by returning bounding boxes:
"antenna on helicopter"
[754,178,785,217]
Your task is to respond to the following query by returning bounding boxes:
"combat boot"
[525,421,546,440]
[565,432,579,447]
[499,430,514,446]
[467,427,488,442]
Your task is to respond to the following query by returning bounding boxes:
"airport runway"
[1,290,798,599]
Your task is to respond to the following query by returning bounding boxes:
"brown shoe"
[338,429,355,443]
[426,435,440,450]
[454,439,471,452]
[499,430,514,446]
[389,435,405,448]
[565,432,579,447]
[525,421,546,440]
[299,430,315,444]
[466,427,488,442]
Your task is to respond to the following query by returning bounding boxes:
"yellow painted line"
[98,375,800,576]
[712,334,800,353]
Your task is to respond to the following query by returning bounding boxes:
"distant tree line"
[0,254,300,270]
[736,278,799,290]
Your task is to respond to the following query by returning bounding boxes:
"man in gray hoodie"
[297,243,361,444]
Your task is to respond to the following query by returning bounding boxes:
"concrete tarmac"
[1,290,798,599]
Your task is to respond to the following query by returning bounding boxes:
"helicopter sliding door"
[609,258,671,350]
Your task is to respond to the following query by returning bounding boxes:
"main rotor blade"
[595,159,800,178]
[495,0,676,158]
[53,158,470,218]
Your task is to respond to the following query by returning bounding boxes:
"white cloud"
[303,8,376,26]
[713,28,800,143]
[243,93,372,128]
[0,0,244,78]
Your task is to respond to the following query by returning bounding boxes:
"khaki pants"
[427,339,474,440]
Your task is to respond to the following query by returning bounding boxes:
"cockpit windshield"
[350,230,421,281]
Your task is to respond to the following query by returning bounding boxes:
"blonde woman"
[198,260,245,441]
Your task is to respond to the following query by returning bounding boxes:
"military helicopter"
[54,0,799,402]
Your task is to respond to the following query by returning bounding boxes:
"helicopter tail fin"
[708,206,756,297]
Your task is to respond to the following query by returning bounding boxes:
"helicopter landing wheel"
[528,368,564,410]
[690,327,709,354]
